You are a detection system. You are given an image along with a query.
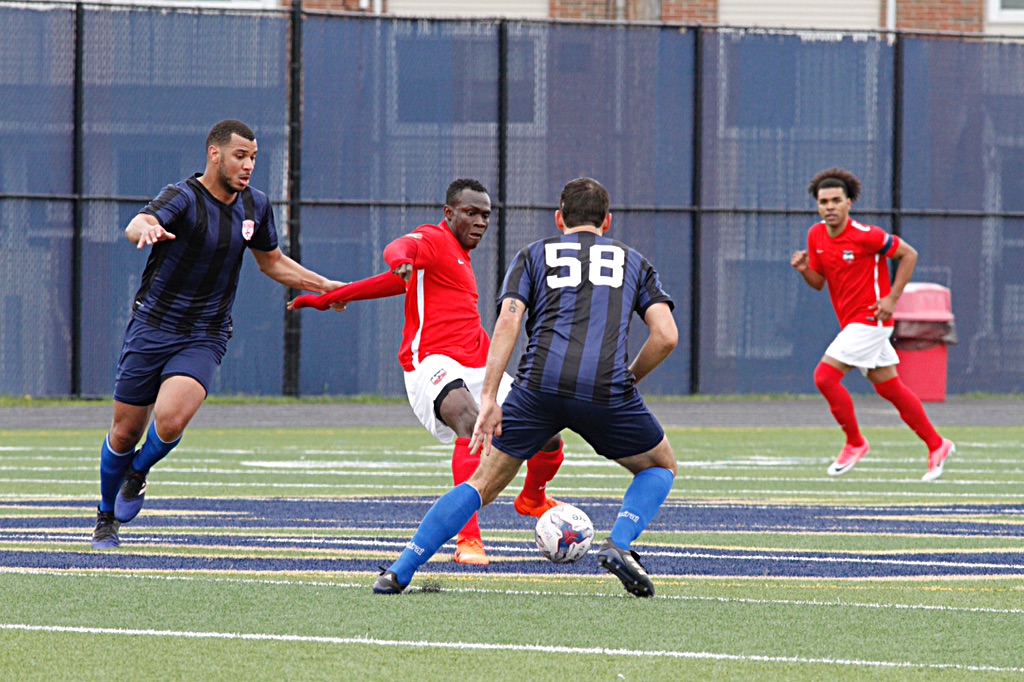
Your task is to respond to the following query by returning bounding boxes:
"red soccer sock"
[521,441,565,503]
[452,437,482,540]
[814,363,865,446]
[874,376,943,451]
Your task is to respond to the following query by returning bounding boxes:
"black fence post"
[891,30,903,239]
[283,0,303,397]
[71,2,85,397]
[689,26,704,396]
[496,20,509,292]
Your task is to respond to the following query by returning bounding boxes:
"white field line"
[3,467,1024,487]
[647,549,1024,571]
[3,567,1024,616]
[0,622,1020,673]
[2,483,1024,500]
[4,531,1023,572]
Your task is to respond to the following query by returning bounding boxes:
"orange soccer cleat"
[513,492,562,518]
[453,536,489,566]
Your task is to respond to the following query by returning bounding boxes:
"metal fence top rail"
[3,0,1024,43]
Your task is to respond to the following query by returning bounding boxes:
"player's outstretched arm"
[629,302,678,385]
[126,213,176,250]
[288,270,407,311]
[251,247,344,296]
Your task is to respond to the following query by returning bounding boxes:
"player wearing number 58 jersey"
[374,177,678,598]
[501,229,672,404]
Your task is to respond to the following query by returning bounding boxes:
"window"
[989,0,1024,24]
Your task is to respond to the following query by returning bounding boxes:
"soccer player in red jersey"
[791,167,954,481]
[290,179,564,565]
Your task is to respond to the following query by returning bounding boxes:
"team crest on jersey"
[242,220,255,241]
[842,250,855,262]
[430,368,448,385]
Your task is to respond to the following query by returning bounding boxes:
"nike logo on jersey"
[458,259,465,265]
[815,249,824,254]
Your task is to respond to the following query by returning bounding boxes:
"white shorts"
[824,323,900,373]
[403,353,514,444]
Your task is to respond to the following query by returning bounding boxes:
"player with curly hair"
[792,167,954,481]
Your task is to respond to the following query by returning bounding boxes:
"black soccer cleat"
[596,538,655,598]
[373,569,408,595]
[91,508,121,550]
[114,466,148,523]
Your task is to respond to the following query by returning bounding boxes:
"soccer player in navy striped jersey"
[374,177,678,597]
[91,120,344,549]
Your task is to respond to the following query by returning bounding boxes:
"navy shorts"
[492,384,665,461]
[113,319,228,406]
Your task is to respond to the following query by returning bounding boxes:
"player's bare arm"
[470,297,526,457]
[251,248,345,297]
[791,249,825,290]
[126,213,176,250]
[872,239,919,321]
[628,302,678,384]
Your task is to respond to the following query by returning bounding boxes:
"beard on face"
[217,162,244,194]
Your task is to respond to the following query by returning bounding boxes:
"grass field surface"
[1,422,1023,680]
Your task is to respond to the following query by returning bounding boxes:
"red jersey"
[806,218,900,329]
[383,221,490,372]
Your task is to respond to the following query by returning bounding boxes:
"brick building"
[299,1,1024,36]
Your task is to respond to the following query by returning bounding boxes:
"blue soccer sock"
[389,483,483,585]
[99,435,135,513]
[131,421,181,473]
[609,467,675,551]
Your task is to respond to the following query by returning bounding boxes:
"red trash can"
[891,283,957,402]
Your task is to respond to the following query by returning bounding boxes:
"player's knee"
[108,423,145,452]
[437,387,478,438]
[652,440,677,475]
[108,425,143,450]
[813,362,841,391]
[151,414,188,441]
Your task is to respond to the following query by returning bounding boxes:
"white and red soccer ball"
[534,504,594,564]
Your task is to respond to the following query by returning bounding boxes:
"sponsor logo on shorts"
[842,250,854,262]
[430,369,448,385]
[241,220,255,241]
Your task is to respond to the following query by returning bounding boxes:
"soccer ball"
[534,504,595,564]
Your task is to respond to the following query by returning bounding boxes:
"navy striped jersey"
[132,175,278,336]
[499,231,673,404]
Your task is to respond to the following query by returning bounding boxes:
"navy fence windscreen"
[0,5,75,396]
[1,4,1022,397]
[901,38,1024,393]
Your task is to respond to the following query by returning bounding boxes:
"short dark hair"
[446,178,488,206]
[559,177,609,228]
[808,167,861,202]
[206,119,255,149]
